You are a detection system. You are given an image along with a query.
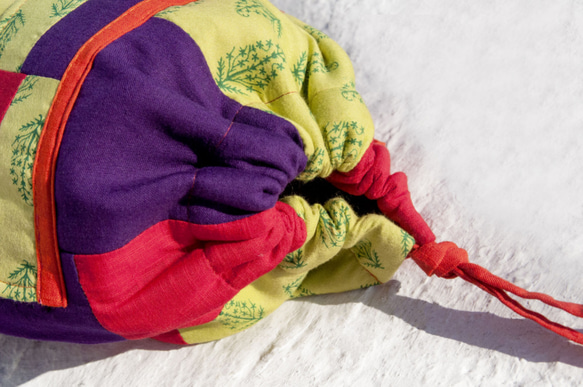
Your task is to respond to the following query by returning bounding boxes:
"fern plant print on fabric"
[299,121,366,181]
[400,230,415,258]
[10,115,44,206]
[316,200,351,249]
[156,0,204,17]
[351,240,385,270]
[325,121,364,169]
[50,0,89,18]
[0,0,410,346]
[360,280,381,289]
[280,248,307,270]
[235,0,282,37]
[0,10,24,59]
[291,51,339,90]
[341,81,364,103]
[302,23,328,43]
[282,275,303,297]
[215,40,286,95]
[219,300,265,331]
[299,148,325,180]
[282,275,314,299]
[1,260,37,302]
[10,75,38,106]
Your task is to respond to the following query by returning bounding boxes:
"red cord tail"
[409,242,583,345]
[328,140,582,345]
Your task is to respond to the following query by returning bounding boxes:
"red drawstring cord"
[327,139,435,245]
[409,242,583,345]
[328,140,583,345]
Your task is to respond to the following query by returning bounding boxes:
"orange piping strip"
[33,0,198,307]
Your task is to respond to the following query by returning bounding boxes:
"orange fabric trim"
[33,0,199,308]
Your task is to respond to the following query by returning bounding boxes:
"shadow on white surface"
[306,281,583,367]
[0,334,178,387]
[1,279,582,386]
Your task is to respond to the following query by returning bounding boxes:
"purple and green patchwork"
[0,0,425,345]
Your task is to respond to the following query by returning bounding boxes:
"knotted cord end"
[409,241,583,345]
[408,241,469,279]
[329,140,583,345]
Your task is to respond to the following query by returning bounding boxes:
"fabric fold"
[54,17,306,255]
[74,202,306,340]
[328,140,436,245]
[172,195,413,344]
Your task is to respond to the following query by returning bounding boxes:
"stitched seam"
[264,90,298,105]
[32,0,200,307]
[216,104,244,148]
[0,278,34,289]
[187,170,199,221]
[35,0,156,306]
[350,247,383,284]
[194,88,291,216]
[307,85,345,106]
[203,253,238,292]
[243,90,298,109]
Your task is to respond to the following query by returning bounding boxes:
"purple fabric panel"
[190,107,307,213]
[55,17,306,255]
[21,0,142,79]
[0,253,124,343]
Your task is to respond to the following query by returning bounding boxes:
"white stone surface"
[2,1,583,385]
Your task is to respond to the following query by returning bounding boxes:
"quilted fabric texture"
[0,0,416,344]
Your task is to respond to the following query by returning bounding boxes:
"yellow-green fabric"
[156,0,374,179]
[0,0,90,71]
[178,196,414,344]
[0,75,59,302]
[0,1,25,23]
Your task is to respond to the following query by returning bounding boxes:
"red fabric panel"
[327,140,435,245]
[75,202,306,340]
[153,330,189,345]
[0,70,25,123]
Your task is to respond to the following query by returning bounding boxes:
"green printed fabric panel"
[235,0,282,37]
[157,0,374,179]
[0,74,60,302]
[0,0,89,71]
[0,1,26,34]
[280,195,412,288]
[178,196,412,344]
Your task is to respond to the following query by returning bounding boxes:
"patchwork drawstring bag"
[0,0,582,346]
